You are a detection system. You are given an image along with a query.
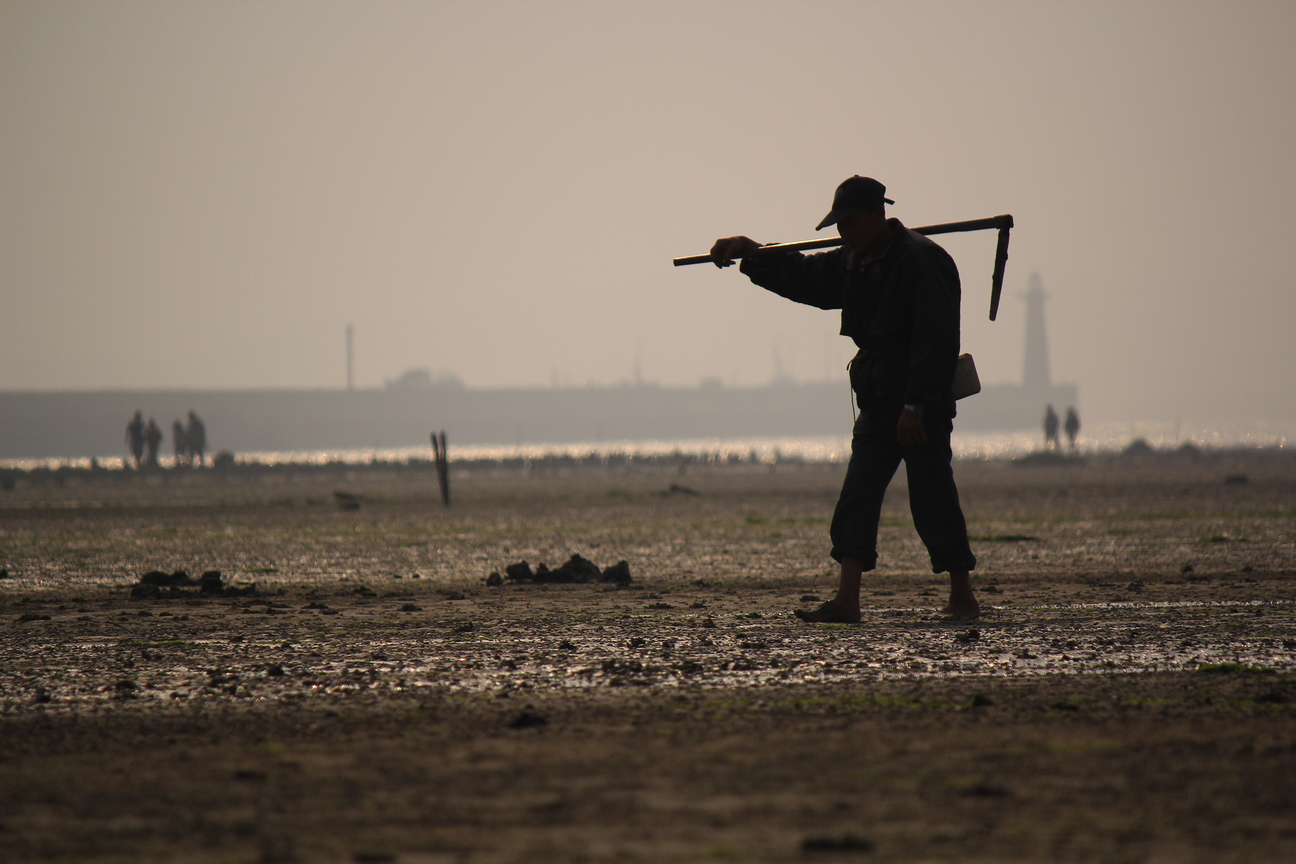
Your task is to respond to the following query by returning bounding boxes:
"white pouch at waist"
[951,353,981,400]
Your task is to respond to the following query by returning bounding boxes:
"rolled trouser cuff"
[928,552,977,574]
[830,546,878,570]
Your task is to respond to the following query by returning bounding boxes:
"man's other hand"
[710,236,760,268]
[897,408,927,447]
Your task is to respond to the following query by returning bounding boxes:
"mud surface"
[2,453,1295,862]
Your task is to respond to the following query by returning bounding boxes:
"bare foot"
[937,601,980,622]
[794,599,861,624]
[940,570,980,620]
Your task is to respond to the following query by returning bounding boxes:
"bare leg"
[940,570,980,620]
[796,556,863,623]
[834,556,864,620]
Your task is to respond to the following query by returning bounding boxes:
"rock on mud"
[601,560,632,584]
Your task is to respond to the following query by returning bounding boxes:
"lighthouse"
[946,271,1078,430]
[1022,272,1052,391]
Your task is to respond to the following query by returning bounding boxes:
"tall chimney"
[346,324,354,391]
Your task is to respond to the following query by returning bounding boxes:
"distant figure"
[172,420,188,466]
[1064,407,1080,451]
[125,411,146,468]
[186,410,207,466]
[1043,404,1060,450]
[144,418,163,467]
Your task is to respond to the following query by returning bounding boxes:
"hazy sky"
[3,0,1294,424]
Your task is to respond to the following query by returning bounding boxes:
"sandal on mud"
[794,601,860,624]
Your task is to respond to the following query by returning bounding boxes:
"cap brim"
[814,198,895,231]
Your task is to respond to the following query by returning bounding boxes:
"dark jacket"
[740,218,961,409]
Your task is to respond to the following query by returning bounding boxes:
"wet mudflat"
[1,453,1295,862]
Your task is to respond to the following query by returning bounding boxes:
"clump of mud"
[494,554,631,585]
[129,569,257,599]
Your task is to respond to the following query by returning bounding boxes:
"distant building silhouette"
[384,368,464,390]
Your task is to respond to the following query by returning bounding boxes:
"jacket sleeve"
[739,248,846,310]
[903,247,962,406]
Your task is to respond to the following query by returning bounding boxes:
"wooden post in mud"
[431,431,450,506]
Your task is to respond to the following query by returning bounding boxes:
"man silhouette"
[711,176,979,621]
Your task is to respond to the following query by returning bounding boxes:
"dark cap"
[815,176,894,231]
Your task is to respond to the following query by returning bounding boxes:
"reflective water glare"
[7,419,1292,471]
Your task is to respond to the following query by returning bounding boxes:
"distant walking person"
[1064,407,1080,451]
[172,420,189,466]
[144,418,163,467]
[186,410,207,466]
[1043,404,1060,450]
[125,410,146,468]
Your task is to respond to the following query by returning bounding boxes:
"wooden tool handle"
[672,215,1014,267]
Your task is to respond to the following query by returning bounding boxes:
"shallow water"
[7,419,1295,471]
[9,592,1293,713]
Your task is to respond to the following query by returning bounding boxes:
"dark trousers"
[829,402,976,574]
